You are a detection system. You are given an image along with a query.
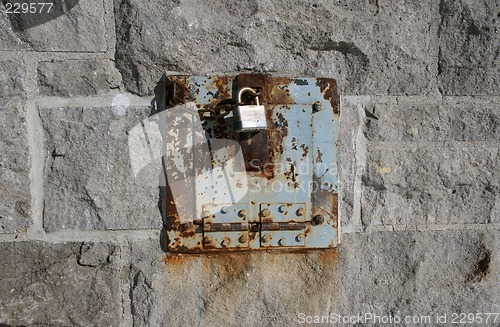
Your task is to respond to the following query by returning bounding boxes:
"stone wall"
[0,0,498,326]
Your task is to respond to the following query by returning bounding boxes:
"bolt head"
[261,208,271,217]
[221,237,231,247]
[238,234,248,243]
[261,233,271,243]
[313,215,325,225]
[220,207,228,214]
[278,205,287,213]
[238,209,246,218]
[278,237,286,246]
[296,208,305,216]
[295,234,304,242]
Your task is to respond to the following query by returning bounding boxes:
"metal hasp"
[164,74,339,253]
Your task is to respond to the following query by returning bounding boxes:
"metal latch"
[259,203,307,247]
[163,74,340,253]
[201,204,251,249]
[200,203,310,249]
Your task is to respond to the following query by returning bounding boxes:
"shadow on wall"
[148,77,169,252]
[6,0,80,31]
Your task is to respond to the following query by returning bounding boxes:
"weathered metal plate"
[259,203,307,223]
[260,230,306,248]
[164,74,339,253]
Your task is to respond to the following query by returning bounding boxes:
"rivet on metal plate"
[261,234,272,243]
[221,237,231,248]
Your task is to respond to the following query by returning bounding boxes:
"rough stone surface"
[114,0,439,96]
[362,145,499,226]
[0,241,121,326]
[336,230,500,318]
[129,229,499,325]
[340,96,500,230]
[129,238,340,327]
[438,0,500,95]
[78,242,116,267]
[0,60,31,234]
[40,105,163,232]
[339,96,365,231]
[0,97,31,234]
[0,0,499,325]
[38,60,122,97]
[0,1,107,52]
[0,7,29,51]
[364,98,500,142]
[0,59,25,97]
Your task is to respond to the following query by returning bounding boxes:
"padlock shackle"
[237,87,260,106]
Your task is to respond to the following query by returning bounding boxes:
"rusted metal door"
[164,74,339,253]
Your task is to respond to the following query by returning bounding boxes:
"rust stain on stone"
[164,246,340,264]
[318,248,339,263]
[164,253,186,265]
[465,245,491,283]
[203,252,251,277]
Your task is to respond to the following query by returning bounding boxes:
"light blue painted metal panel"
[164,74,339,252]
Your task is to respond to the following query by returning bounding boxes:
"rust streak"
[316,78,339,114]
[211,76,231,100]
[267,77,294,104]
[164,253,186,265]
[165,76,190,107]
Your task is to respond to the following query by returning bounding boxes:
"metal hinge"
[201,203,309,249]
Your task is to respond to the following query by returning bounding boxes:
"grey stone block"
[0,1,106,52]
[339,96,365,231]
[337,230,500,318]
[363,100,500,142]
[0,97,31,234]
[0,60,30,234]
[0,241,121,326]
[38,59,122,97]
[0,59,25,97]
[78,242,116,267]
[114,0,438,95]
[0,8,29,51]
[438,0,500,95]
[362,145,499,226]
[129,239,340,326]
[40,104,163,232]
[128,229,499,325]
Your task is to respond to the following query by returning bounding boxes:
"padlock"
[233,87,267,133]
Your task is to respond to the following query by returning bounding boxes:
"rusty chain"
[166,81,262,120]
